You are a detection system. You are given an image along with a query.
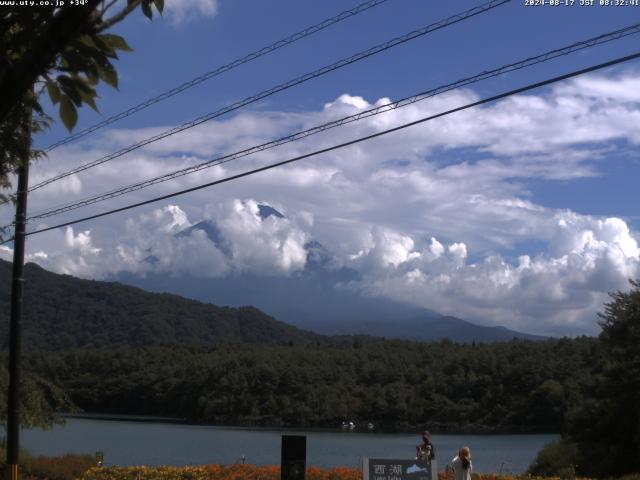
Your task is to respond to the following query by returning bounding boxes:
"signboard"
[362,458,437,480]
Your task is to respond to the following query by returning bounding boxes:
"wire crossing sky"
[3,0,639,337]
[22,22,640,223]
[43,0,391,152]
[10,50,638,242]
[25,0,510,194]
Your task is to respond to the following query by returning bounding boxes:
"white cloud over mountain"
[2,69,640,336]
[355,211,638,335]
[3,200,310,280]
[3,201,636,336]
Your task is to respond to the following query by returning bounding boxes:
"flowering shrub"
[22,454,95,480]
[306,466,361,480]
[81,465,213,480]
[80,466,606,480]
[80,464,363,480]
[11,461,606,480]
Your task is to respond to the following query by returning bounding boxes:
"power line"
[24,0,510,194]
[44,0,391,152]
[23,22,640,222]
[4,50,637,244]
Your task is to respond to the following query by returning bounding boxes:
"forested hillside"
[0,260,327,349]
[0,259,608,434]
[19,337,601,432]
[0,260,543,346]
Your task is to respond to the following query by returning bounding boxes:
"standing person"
[451,447,472,480]
[416,430,436,461]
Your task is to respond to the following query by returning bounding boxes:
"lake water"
[17,418,557,474]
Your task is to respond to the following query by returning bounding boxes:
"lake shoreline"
[64,412,560,436]
[21,418,558,473]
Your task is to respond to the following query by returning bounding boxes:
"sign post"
[362,458,437,480]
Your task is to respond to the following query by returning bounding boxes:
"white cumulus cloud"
[4,69,640,336]
[164,0,219,25]
[351,213,639,335]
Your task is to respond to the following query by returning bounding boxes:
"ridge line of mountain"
[0,259,548,351]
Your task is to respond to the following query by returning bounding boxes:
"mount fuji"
[115,204,545,343]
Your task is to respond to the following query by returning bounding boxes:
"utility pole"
[5,105,31,480]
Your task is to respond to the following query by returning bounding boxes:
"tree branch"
[95,0,141,33]
[104,0,121,12]
[0,0,103,123]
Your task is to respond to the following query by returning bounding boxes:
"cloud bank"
[3,70,640,336]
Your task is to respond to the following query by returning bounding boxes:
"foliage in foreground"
[3,457,638,480]
[0,367,77,429]
[564,280,640,478]
[526,439,578,478]
[0,0,163,218]
[0,453,93,480]
[80,464,360,480]
[527,280,640,479]
[25,454,96,480]
[77,465,599,480]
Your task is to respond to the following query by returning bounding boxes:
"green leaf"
[46,80,61,105]
[153,0,164,14]
[92,35,117,58]
[74,40,110,65]
[85,65,100,86]
[141,0,153,19]
[99,34,133,52]
[79,90,99,112]
[57,76,82,106]
[59,49,85,71]
[59,96,78,131]
[98,62,118,89]
[32,100,45,116]
[77,34,97,49]
[71,75,93,94]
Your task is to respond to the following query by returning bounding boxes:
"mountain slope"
[307,315,546,342]
[113,213,544,343]
[0,259,327,350]
[117,269,546,342]
[1,255,545,350]
[114,210,546,343]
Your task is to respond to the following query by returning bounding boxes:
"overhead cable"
[25,0,510,194]
[3,50,636,245]
[24,22,640,222]
[43,0,392,152]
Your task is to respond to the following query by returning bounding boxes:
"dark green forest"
[1,259,638,476]
[6,337,601,433]
[0,260,332,349]
[0,259,608,434]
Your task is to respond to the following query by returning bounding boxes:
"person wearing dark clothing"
[416,430,436,461]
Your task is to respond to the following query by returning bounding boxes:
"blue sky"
[38,0,640,227]
[36,0,640,142]
[2,0,639,336]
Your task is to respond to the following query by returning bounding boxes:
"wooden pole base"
[8,463,19,480]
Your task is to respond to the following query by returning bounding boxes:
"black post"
[281,435,306,480]
[6,110,31,480]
